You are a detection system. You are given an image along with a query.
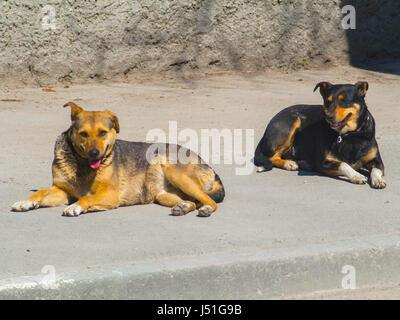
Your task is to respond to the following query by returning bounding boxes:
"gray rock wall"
[0,0,397,85]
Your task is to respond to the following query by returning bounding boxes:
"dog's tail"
[208,173,225,203]
[254,143,273,172]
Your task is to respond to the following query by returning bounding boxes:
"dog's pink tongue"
[89,159,102,169]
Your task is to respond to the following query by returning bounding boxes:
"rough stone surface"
[0,0,350,86]
[2,0,399,86]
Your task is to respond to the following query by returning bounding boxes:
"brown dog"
[11,102,225,217]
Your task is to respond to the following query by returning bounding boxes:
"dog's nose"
[326,114,335,122]
[88,149,100,159]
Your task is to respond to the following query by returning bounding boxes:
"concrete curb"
[1,234,400,299]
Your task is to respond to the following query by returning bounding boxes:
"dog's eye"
[99,130,107,137]
[79,131,88,138]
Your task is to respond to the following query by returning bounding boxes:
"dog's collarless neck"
[65,128,84,161]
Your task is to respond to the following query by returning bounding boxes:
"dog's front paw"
[63,204,83,217]
[171,202,192,216]
[371,177,386,189]
[197,205,214,217]
[350,173,367,185]
[11,200,39,212]
[283,160,298,171]
[370,168,386,189]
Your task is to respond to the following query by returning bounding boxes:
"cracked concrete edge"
[1,234,400,299]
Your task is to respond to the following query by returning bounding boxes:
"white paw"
[11,200,39,212]
[256,166,267,173]
[198,205,214,217]
[370,168,386,189]
[371,177,386,189]
[63,204,83,217]
[283,160,298,171]
[350,173,367,185]
[171,202,192,216]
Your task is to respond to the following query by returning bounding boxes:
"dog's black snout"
[326,114,335,122]
[88,149,100,159]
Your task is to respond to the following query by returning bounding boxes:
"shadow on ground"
[342,0,400,75]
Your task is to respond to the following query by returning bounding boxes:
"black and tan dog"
[254,81,386,188]
[12,102,224,216]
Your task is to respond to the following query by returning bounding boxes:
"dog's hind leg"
[254,142,274,172]
[156,192,196,216]
[270,156,298,171]
[145,161,197,216]
[11,185,70,212]
[269,117,301,171]
[163,165,218,217]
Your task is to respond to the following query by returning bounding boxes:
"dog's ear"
[63,102,84,122]
[105,110,120,134]
[313,81,332,97]
[355,81,369,98]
